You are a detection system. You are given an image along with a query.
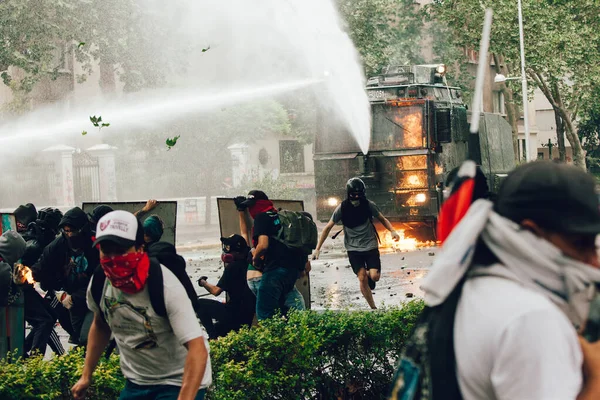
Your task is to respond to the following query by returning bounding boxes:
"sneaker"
[367,275,376,290]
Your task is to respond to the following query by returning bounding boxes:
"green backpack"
[272,210,318,255]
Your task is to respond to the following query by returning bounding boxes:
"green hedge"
[0,300,424,400]
[0,347,123,400]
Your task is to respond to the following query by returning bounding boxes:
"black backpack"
[388,280,465,400]
[90,256,198,318]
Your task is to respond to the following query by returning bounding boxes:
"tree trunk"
[554,111,566,162]
[562,113,586,170]
[99,60,116,94]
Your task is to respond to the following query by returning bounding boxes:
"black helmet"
[37,207,64,232]
[346,177,366,199]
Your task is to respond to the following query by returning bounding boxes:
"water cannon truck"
[314,64,515,244]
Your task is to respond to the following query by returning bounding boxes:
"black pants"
[70,307,93,346]
[23,288,56,355]
[196,299,242,340]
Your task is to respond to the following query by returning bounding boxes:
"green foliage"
[0,347,124,400]
[166,135,181,150]
[0,304,424,399]
[337,0,425,76]
[427,0,600,169]
[208,302,424,400]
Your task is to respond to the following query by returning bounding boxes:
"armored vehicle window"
[371,104,425,151]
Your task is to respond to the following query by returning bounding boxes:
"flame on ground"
[378,229,436,252]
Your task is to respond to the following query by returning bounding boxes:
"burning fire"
[398,171,427,188]
[378,230,437,252]
[435,163,443,175]
[16,264,35,284]
[396,155,427,170]
[398,112,423,148]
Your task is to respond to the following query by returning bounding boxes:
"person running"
[313,177,399,309]
[72,210,211,400]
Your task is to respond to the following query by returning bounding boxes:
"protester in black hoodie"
[14,203,37,234]
[31,207,99,345]
[17,207,67,355]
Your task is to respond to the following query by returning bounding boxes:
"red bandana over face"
[248,199,276,219]
[100,252,150,294]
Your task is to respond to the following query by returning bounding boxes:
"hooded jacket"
[31,207,98,309]
[0,231,27,306]
[146,241,198,310]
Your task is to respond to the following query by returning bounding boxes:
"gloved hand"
[57,292,73,309]
[198,276,208,287]
[312,249,320,260]
[233,196,248,211]
[391,231,401,242]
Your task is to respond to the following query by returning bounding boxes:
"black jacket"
[146,241,198,309]
[31,208,98,310]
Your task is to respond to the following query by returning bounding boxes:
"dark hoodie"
[14,204,37,233]
[0,231,27,306]
[31,207,98,309]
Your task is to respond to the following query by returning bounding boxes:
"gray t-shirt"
[331,200,380,252]
[87,265,212,388]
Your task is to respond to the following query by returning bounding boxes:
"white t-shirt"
[454,274,583,400]
[87,265,212,388]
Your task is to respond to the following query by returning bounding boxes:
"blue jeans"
[255,266,301,320]
[248,276,306,312]
[119,380,206,400]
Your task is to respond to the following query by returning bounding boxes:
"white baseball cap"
[93,210,139,248]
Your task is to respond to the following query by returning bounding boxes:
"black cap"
[220,234,248,252]
[247,190,268,201]
[494,161,600,235]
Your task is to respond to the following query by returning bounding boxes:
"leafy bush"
[0,347,124,400]
[207,301,424,400]
[0,301,424,399]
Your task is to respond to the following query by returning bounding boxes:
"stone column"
[87,144,118,201]
[41,145,76,207]
[228,143,249,188]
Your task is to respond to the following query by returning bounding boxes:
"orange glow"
[435,163,443,175]
[378,229,436,252]
[396,155,427,170]
[17,264,35,284]
[397,170,428,189]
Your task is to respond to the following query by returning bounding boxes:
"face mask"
[221,252,235,264]
[65,233,86,250]
[100,252,150,294]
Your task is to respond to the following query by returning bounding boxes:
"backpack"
[272,210,318,255]
[388,280,465,400]
[90,256,198,318]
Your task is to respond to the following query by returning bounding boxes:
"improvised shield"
[82,201,177,245]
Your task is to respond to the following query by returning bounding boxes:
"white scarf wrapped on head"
[422,199,600,330]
